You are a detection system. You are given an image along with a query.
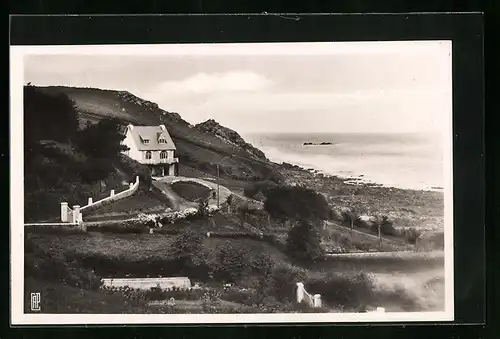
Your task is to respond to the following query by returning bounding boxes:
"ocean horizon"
[243,132,445,191]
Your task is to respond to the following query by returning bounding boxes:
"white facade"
[122,128,143,161]
[121,124,179,176]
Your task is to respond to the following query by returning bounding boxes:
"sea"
[243,132,445,191]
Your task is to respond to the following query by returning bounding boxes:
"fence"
[60,176,140,225]
[296,282,322,308]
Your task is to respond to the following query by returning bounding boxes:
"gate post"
[296,282,304,303]
[61,202,68,222]
[72,205,80,224]
[313,294,322,308]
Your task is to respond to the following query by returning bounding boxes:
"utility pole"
[217,164,220,208]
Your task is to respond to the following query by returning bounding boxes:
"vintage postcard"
[10,41,453,324]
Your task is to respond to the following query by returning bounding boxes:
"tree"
[264,186,330,222]
[342,207,360,231]
[24,85,79,145]
[74,118,128,159]
[285,220,325,262]
[226,195,233,214]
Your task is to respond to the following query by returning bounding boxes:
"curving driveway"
[152,176,233,211]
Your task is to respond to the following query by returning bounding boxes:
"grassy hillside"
[37,86,282,182]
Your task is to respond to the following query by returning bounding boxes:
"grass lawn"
[171,181,212,202]
[26,232,176,261]
[84,191,171,220]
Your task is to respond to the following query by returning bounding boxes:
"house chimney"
[128,124,134,130]
[159,124,166,131]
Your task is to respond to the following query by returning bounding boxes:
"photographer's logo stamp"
[30,292,41,312]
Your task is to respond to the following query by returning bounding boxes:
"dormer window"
[158,139,165,144]
[143,139,150,144]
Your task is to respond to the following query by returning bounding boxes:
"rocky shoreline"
[277,162,445,232]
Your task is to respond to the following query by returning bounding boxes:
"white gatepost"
[110,189,115,197]
[88,197,93,205]
[136,176,139,184]
[313,294,322,308]
[60,202,68,222]
[72,205,80,224]
[296,282,304,303]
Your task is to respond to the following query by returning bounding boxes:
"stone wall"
[101,277,191,290]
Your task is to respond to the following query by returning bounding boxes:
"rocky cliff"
[195,119,267,161]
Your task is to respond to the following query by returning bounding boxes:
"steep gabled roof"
[127,124,176,151]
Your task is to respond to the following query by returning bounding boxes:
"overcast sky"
[24,42,452,135]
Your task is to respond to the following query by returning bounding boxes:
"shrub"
[210,245,249,282]
[286,220,325,262]
[78,157,116,183]
[244,180,278,200]
[264,186,330,222]
[341,208,361,230]
[24,85,79,144]
[306,272,375,309]
[378,215,396,236]
[404,228,422,245]
[266,264,308,303]
[170,229,205,261]
[74,118,128,159]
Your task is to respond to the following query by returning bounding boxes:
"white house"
[122,124,179,176]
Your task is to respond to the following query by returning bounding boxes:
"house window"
[160,151,167,159]
[143,139,150,144]
[145,151,152,159]
[159,139,165,144]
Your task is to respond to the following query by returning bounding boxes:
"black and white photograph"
[11,41,453,324]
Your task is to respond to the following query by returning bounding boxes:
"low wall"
[101,277,191,290]
[60,176,140,223]
[24,222,79,227]
[79,176,140,215]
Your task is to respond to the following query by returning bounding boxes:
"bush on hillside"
[209,245,249,283]
[266,264,308,303]
[378,215,397,236]
[403,227,422,245]
[264,186,330,222]
[170,229,205,262]
[74,118,128,159]
[285,220,325,262]
[306,272,375,310]
[79,157,115,183]
[243,180,278,200]
[24,84,79,146]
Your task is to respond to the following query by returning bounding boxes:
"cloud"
[157,71,274,94]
